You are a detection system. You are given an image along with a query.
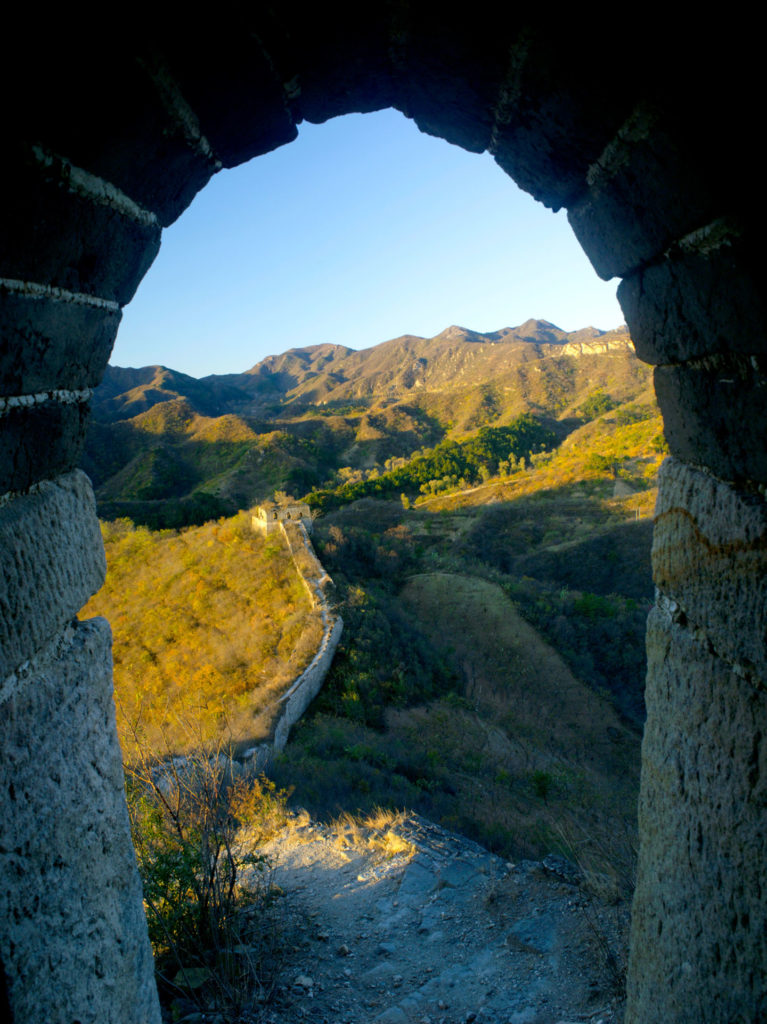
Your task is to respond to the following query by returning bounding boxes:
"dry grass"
[414,412,665,515]
[328,808,416,860]
[81,511,324,755]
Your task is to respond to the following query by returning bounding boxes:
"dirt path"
[244,812,628,1024]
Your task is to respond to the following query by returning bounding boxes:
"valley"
[81,319,661,887]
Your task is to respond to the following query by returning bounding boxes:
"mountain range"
[82,320,652,527]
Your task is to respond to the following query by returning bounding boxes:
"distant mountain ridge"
[84,319,650,529]
[95,320,633,423]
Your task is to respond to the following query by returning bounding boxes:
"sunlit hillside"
[267,409,662,873]
[80,512,322,756]
[82,321,653,529]
[79,323,663,874]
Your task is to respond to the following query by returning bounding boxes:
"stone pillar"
[0,473,161,1023]
[623,459,767,1022]
[616,224,766,1021]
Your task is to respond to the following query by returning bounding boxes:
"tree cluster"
[306,416,557,512]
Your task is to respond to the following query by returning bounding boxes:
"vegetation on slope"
[305,416,557,512]
[82,321,653,529]
[81,324,664,878]
[80,512,322,754]
[267,407,662,868]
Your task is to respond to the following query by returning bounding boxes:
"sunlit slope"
[80,512,322,754]
[419,403,665,515]
[82,321,654,529]
[271,405,658,861]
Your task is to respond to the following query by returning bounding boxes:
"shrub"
[531,769,554,803]
[125,732,289,1020]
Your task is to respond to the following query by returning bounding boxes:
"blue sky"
[112,109,623,379]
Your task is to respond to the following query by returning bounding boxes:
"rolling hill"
[83,320,652,527]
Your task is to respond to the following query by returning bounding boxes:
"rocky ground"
[229,811,630,1024]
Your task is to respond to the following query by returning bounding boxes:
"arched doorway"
[0,14,764,1023]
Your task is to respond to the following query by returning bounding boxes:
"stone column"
[618,236,767,1020]
[623,461,767,1022]
[0,473,161,1023]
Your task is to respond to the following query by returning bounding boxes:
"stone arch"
[0,13,764,1023]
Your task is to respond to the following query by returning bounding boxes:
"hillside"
[269,409,659,868]
[80,512,323,755]
[81,319,661,876]
[82,320,651,528]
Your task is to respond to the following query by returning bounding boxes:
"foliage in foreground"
[126,733,290,1021]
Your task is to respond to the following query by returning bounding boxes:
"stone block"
[160,19,298,168]
[652,457,767,680]
[654,358,767,485]
[626,607,766,1023]
[0,399,91,493]
[0,286,121,395]
[0,618,160,1024]
[0,469,105,680]
[10,37,216,227]
[567,102,720,280]
[0,146,161,305]
[241,6,400,130]
[618,231,766,364]
[492,29,636,211]
[287,12,396,126]
[394,10,520,154]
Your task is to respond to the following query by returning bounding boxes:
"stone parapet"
[271,519,342,751]
[272,615,344,752]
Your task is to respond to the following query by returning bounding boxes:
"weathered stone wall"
[625,461,767,1022]
[1,13,764,1022]
[0,618,159,1024]
[272,520,343,752]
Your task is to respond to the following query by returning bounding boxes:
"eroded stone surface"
[0,397,92,493]
[0,285,121,395]
[618,230,766,365]
[9,37,217,227]
[626,607,767,1023]
[0,618,160,1024]
[161,19,298,167]
[0,144,161,304]
[654,360,767,485]
[567,100,724,280]
[491,27,635,211]
[0,469,105,680]
[652,458,767,680]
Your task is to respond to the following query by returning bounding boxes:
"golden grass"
[414,413,665,515]
[80,511,324,756]
[328,808,416,860]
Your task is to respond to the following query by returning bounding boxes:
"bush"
[125,732,289,1020]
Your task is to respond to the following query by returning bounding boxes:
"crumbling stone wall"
[272,519,343,752]
[1,13,763,1022]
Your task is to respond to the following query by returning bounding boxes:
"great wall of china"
[248,503,343,760]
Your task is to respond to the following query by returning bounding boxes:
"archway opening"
[4,19,764,1023]
[79,107,656,1017]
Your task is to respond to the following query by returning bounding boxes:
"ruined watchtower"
[252,501,312,536]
